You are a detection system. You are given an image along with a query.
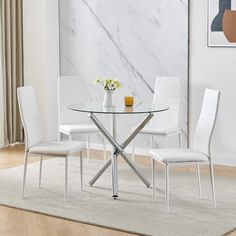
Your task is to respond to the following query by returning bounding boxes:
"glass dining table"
[68,102,169,199]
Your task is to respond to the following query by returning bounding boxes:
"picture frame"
[208,0,236,47]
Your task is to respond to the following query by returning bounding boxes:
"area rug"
[0,158,235,236]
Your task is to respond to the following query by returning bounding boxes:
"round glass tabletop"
[68,102,169,114]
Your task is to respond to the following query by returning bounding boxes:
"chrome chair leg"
[165,164,170,212]
[152,158,156,201]
[22,152,29,199]
[178,132,182,148]
[209,162,216,208]
[64,157,68,200]
[68,134,72,141]
[196,163,202,198]
[39,156,43,188]
[163,135,169,148]
[87,134,90,162]
[80,152,83,191]
[58,132,62,141]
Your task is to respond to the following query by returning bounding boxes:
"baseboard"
[90,142,236,167]
[213,155,236,167]
[0,142,24,150]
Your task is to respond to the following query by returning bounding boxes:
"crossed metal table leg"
[88,112,153,198]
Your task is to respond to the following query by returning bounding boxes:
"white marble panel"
[59,0,189,148]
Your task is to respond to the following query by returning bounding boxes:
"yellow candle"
[124,96,134,107]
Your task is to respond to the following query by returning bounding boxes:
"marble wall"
[59,0,189,149]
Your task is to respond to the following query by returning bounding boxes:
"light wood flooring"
[0,145,235,236]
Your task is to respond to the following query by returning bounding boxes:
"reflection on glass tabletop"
[68,102,169,114]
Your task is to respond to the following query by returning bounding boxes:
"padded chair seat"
[134,125,181,135]
[150,148,209,163]
[29,141,85,156]
[59,124,98,134]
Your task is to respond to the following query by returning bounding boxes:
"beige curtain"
[0,0,24,146]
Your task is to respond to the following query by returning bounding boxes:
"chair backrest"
[17,86,44,150]
[58,76,89,126]
[151,77,180,127]
[193,89,220,157]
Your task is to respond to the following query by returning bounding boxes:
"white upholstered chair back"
[17,86,44,150]
[151,77,180,127]
[58,76,88,126]
[193,89,220,157]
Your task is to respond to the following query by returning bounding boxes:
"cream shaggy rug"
[0,158,235,236]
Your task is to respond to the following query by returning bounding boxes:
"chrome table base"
[88,112,153,198]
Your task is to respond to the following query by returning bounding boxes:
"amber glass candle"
[124,96,134,107]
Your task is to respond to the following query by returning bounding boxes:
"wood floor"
[0,145,235,236]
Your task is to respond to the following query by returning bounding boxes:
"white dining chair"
[132,77,182,160]
[17,86,85,200]
[150,89,220,212]
[58,76,106,162]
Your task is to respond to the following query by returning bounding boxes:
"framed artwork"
[208,0,236,47]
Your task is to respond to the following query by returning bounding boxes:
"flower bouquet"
[95,78,121,106]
